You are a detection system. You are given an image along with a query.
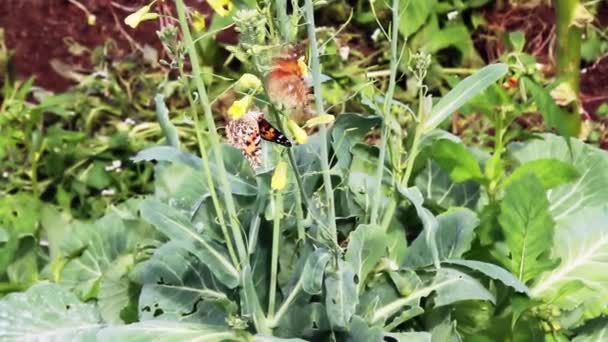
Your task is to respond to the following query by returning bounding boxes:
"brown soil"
[581,55,608,118]
[474,4,556,65]
[0,0,230,92]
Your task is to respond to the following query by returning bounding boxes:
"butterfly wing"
[258,117,292,147]
[226,118,262,169]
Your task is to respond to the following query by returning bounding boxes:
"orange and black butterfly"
[226,110,291,169]
[266,45,313,122]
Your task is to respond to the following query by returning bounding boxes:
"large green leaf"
[345,224,386,292]
[97,321,246,342]
[400,187,440,268]
[0,283,103,341]
[324,260,358,330]
[134,241,235,324]
[331,113,381,171]
[531,207,608,316]
[502,158,579,190]
[404,208,479,268]
[522,77,581,137]
[98,254,136,324]
[140,199,239,288]
[134,145,257,197]
[424,64,508,132]
[385,332,432,342]
[0,194,40,280]
[572,317,608,341]
[371,268,494,324]
[445,260,530,294]
[499,173,557,283]
[430,140,484,183]
[433,268,495,307]
[509,134,608,222]
[398,0,433,38]
[301,248,331,295]
[59,206,151,300]
[415,160,480,210]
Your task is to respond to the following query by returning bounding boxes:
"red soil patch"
[0,0,232,92]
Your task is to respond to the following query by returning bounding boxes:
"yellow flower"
[192,10,206,32]
[297,56,308,77]
[227,96,253,120]
[124,3,159,29]
[235,73,262,92]
[208,0,234,17]
[304,114,335,128]
[271,161,288,191]
[287,119,308,145]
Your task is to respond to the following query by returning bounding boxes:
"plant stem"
[370,0,399,225]
[175,0,248,265]
[269,275,304,327]
[268,191,283,320]
[303,0,337,244]
[555,0,582,122]
[555,0,582,95]
[181,83,239,269]
[401,86,426,188]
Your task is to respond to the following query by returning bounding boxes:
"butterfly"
[266,47,313,121]
[226,110,291,169]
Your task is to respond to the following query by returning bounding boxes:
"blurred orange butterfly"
[266,47,312,119]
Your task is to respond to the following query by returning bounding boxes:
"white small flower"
[124,118,136,125]
[371,29,381,42]
[447,10,458,21]
[339,46,350,61]
[101,188,116,196]
[2,171,9,178]
[105,160,122,171]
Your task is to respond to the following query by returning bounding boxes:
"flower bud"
[124,3,159,29]
[236,73,262,92]
[271,161,288,191]
[304,114,335,128]
[287,119,308,144]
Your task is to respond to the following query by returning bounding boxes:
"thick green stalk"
[401,87,426,187]
[269,275,304,327]
[555,0,583,126]
[175,0,247,264]
[370,0,399,225]
[182,81,239,269]
[268,191,283,321]
[555,0,582,98]
[303,0,337,243]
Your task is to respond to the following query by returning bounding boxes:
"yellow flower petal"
[236,73,262,92]
[287,119,308,145]
[208,0,234,17]
[271,161,288,191]
[124,4,159,29]
[192,10,206,32]
[297,56,309,77]
[304,114,334,128]
[227,96,253,120]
